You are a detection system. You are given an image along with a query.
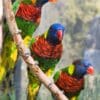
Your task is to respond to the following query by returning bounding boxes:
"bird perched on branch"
[53,59,94,100]
[0,0,57,97]
[29,23,65,99]
[14,0,57,42]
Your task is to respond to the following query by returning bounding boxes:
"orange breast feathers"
[31,37,63,59]
[55,72,84,93]
[16,3,41,22]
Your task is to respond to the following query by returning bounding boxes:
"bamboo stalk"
[0,0,3,54]
[3,0,68,100]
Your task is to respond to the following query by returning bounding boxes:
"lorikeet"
[28,23,65,99]
[15,0,57,37]
[0,0,56,96]
[53,59,94,100]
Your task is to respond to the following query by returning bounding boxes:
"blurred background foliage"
[0,0,100,100]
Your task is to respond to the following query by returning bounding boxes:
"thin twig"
[3,0,68,100]
[0,0,3,54]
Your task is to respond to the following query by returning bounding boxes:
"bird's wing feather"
[53,71,61,82]
[0,36,18,82]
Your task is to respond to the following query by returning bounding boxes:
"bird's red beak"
[57,30,63,41]
[49,0,57,3]
[87,66,94,75]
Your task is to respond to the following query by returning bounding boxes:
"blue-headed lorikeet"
[53,59,94,100]
[0,0,56,95]
[28,23,65,99]
[15,0,57,37]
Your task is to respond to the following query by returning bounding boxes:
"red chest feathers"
[16,3,41,22]
[55,72,84,93]
[31,37,62,59]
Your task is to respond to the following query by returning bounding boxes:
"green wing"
[0,35,18,83]
[16,17,38,37]
[28,71,40,100]
[53,71,61,82]
[13,0,20,14]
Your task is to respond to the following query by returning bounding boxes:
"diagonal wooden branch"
[3,0,68,100]
[0,0,3,54]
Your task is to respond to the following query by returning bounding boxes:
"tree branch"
[0,0,3,54]
[3,0,68,100]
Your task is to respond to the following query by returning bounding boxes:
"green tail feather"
[28,70,41,100]
[0,35,18,83]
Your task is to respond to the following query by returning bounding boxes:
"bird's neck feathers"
[21,0,33,4]
[62,64,86,79]
[67,64,75,75]
[43,31,48,39]
[36,0,48,7]
[61,64,75,76]
[16,0,47,7]
[73,65,86,79]
[47,34,61,45]
[42,31,61,45]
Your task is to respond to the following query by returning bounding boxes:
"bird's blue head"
[73,59,94,78]
[47,23,65,45]
[35,0,57,7]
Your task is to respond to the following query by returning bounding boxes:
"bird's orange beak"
[57,30,63,41]
[87,66,94,75]
[49,0,57,3]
